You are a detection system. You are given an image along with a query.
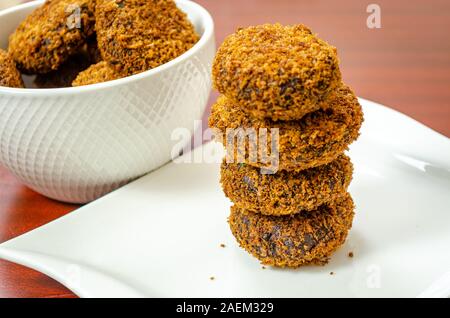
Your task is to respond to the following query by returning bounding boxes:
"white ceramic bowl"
[0,0,215,203]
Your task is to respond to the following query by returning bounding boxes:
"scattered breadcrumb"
[262,266,266,270]
[330,272,334,275]
[348,252,354,258]
[220,243,226,248]
[209,276,215,281]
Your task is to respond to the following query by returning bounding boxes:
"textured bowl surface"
[0,0,215,203]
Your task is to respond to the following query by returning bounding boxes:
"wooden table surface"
[1,0,449,298]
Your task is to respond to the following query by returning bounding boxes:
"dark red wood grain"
[0,0,449,298]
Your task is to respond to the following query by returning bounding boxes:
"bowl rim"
[0,0,214,96]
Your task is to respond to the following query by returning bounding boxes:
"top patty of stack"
[212,23,341,121]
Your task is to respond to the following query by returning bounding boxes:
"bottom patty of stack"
[229,193,354,267]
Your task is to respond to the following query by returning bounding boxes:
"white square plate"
[1,99,449,297]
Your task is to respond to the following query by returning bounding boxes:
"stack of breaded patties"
[208,24,363,267]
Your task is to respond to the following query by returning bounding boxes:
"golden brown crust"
[212,24,342,121]
[72,61,121,86]
[0,49,24,88]
[229,193,355,267]
[95,0,199,76]
[8,0,96,74]
[221,154,353,216]
[209,84,363,171]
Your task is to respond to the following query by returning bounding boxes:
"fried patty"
[209,84,363,172]
[72,61,121,86]
[0,49,24,88]
[95,0,199,76]
[221,154,352,216]
[8,0,96,74]
[229,193,354,267]
[212,24,341,121]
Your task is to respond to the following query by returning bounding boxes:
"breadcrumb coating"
[221,154,353,216]
[229,193,355,267]
[212,24,341,121]
[8,0,96,74]
[95,0,199,76]
[209,84,363,171]
[72,61,121,86]
[0,49,24,88]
